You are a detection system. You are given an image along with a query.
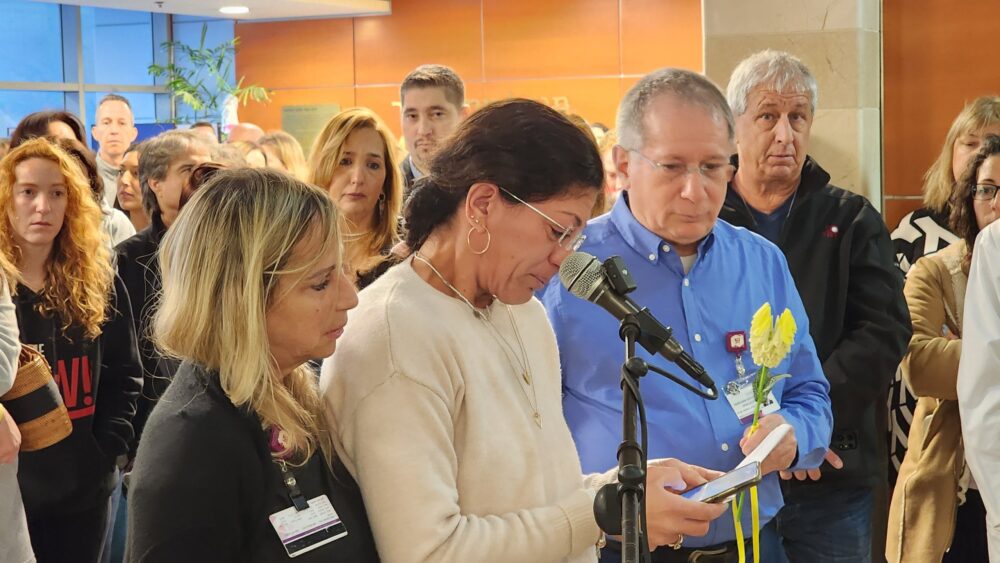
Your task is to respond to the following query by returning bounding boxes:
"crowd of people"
[0,52,997,563]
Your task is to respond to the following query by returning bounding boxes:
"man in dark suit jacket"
[399,64,468,198]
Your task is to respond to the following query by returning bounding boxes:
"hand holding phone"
[679,462,762,504]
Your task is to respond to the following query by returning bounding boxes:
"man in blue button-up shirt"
[540,68,832,560]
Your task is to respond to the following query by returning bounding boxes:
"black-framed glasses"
[971,184,999,201]
[625,146,736,184]
[499,187,586,251]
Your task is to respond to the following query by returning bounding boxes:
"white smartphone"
[680,462,762,504]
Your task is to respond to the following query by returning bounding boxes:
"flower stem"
[750,367,769,432]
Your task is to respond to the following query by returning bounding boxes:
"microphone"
[559,251,715,392]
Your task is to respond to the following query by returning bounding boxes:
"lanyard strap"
[276,459,310,511]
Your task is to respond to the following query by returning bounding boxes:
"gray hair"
[726,50,818,117]
[139,130,206,219]
[616,68,734,150]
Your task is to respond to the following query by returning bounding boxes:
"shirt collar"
[608,192,716,264]
[409,156,425,179]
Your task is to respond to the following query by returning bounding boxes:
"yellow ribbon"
[732,419,763,563]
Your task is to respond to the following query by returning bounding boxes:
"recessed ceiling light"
[219,6,250,15]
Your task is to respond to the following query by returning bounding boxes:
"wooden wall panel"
[234,1,704,135]
[882,0,1000,219]
[883,199,923,235]
[235,19,354,89]
[621,0,702,74]
[353,0,483,85]
[483,77,621,128]
[482,0,620,79]
[236,87,356,135]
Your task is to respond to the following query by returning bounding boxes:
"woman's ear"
[465,182,499,225]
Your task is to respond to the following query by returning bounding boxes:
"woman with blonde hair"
[260,131,309,181]
[888,95,1000,484]
[308,107,403,289]
[0,138,141,563]
[887,135,1000,563]
[126,168,377,562]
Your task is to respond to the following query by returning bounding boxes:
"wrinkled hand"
[641,459,728,549]
[779,449,843,481]
[739,414,797,476]
[0,407,21,464]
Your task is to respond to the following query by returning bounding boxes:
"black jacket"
[400,155,417,200]
[116,214,179,458]
[14,274,142,515]
[126,362,380,563]
[720,156,911,487]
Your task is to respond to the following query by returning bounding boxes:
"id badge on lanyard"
[268,453,348,558]
[722,331,780,424]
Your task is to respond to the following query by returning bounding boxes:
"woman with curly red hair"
[0,137,142,563]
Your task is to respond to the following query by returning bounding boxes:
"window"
[81,7,155,85]
[0,1,234,131]
[0,91,70,137]
[171,16,235,123]
[0,0,65,82]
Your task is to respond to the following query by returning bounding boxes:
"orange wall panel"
[883,0,1000,204]
[235,19,354,89]
[353,0,483,85]
[483,78,621,128]
[237,87,356,133]
[234,1,704,136]
[621,0,702,74]
[883,199,923,234]
[482,0,620,79]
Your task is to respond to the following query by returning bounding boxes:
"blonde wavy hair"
[0,138,111,339]
[307,107,402,276]
[155,168,340,464]
[260,131,309,182]
[923,96,1000,213]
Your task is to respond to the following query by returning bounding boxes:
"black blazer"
[125,362,380,563]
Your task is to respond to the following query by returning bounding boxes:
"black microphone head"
[559,251,605,300]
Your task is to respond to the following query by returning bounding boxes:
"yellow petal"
[776,308,797,347]
[749,303,773,367]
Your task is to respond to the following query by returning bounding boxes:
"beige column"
[703,0,882,208]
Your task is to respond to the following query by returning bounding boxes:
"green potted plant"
[148,23,270,131]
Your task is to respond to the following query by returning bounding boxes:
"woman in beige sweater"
[322,99,727,563]
[887,134,1000,562]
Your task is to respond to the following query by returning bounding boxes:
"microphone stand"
[593,310,719,563]
[615,313,649,563]
[590,256,718,563]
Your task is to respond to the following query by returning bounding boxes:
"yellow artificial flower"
[749,302,797,369]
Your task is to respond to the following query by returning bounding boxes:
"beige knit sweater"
[321,260,607,563]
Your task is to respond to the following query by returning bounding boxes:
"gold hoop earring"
[467,225,491,255]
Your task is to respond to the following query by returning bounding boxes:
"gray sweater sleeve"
[0,280,21,396]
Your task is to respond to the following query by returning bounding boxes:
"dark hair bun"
[403,177,463,250]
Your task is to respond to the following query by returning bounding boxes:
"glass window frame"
[0,3,234,130]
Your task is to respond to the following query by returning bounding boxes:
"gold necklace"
[413,253,542,428]
[342,230,372,242]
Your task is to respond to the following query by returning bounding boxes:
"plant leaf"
[761,374,791,395]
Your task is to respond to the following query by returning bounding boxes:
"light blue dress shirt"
[539,195,833,547]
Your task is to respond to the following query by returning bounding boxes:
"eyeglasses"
[626,147,736,185]
[499,187,586,251]
[971,183,999,201]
